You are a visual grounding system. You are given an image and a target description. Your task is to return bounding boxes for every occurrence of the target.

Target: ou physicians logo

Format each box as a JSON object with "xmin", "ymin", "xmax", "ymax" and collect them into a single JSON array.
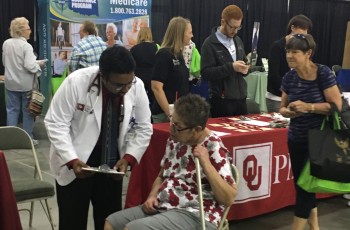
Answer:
[
  {"xmin": 243, "ymin": 155, "xmax": 262, "ymax": 191},
  {"xmin": 233, "ymin": 143, "xmax": 272, "ymax": 203}
]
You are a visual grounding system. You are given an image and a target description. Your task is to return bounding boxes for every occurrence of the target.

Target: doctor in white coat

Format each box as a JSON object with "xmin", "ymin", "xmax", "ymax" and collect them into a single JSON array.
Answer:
[{"xmin": 45, "ymin": 46, "xmax": 153, "ymax": 230}]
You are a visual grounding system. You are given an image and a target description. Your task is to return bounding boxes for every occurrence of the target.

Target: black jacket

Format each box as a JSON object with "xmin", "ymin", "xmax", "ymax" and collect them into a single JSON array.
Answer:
[
  {"xmin": 267, "ymin": 37, "xmax": 289, "ymax": 97},
  {"xmin": 201, "ymin": 28, "xmax": 247, "ymax": 100}
]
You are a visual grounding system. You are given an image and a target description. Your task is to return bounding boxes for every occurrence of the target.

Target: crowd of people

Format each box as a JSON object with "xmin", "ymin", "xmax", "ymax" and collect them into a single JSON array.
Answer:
[{"xmin": 1, "ymin": 3, "xmax": 347, "ymax": 230}]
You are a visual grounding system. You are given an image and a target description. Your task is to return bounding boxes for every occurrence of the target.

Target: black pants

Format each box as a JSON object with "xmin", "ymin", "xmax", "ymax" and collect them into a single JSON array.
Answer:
[
  {"xmin": 288, "ymin": 139, "xmax": 317, "ymax": 219},
  {"xmin": 56, "ymin": 148, "xmax": 123, "ymax": 230},
  {"xmin": 209, "ymin": 97, "xmax": 247, "ymax": 118}
]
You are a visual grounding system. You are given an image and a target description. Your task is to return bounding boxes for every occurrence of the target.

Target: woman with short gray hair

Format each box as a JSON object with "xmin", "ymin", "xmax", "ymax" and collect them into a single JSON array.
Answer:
[{"xmin": 2, "ymin": 17, "xmax": 45, "ymax": 145}]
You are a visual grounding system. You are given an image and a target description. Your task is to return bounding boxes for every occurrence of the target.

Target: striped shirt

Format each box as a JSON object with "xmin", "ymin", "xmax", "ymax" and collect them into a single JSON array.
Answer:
[
  {"xmin": 69, "ymin": 35, "xmax": 106, "ymax": 73},
  {"xmin": 281, "ymin": 64, "xmax": 337, "ymax": 142}
]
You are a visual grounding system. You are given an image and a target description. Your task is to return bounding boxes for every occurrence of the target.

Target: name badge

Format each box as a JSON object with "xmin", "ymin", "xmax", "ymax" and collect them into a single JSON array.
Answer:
[{"xmin": 173, "ymin": 59, "xmax": 180, "ymax": 66}]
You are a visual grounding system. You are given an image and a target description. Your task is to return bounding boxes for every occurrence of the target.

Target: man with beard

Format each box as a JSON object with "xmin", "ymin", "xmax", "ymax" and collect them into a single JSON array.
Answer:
[{"xmin": 201, "ymin": 5, "xmax": 250, "ymax": 117}]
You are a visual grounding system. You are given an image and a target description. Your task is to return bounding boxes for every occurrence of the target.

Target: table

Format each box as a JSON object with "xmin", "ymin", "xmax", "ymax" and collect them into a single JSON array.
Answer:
[
  {"xmin": 126, "ymin": 114, "xmax": 294, "ymax": 220},
  {"xmin": 245, "ymin": 71, "xmax": 268, "ymax": 112},
  {"xmin": 0, "ymin": 151, "xmax": 22, "ymax": 230}
]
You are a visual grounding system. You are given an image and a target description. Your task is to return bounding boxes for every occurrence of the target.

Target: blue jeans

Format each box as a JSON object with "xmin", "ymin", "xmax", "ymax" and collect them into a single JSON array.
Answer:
[{"xmin": 6, "ymin": 89, "xmax": 35, "ymax": 138}]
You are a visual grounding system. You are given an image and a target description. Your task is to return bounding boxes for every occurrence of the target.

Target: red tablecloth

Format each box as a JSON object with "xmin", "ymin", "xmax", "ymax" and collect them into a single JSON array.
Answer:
[
  {"xmin": 125, "ymin": 115, "xmax": 330, "ymax": 220},
  {"xmin": 0, "ymin": 151, "xmax": 22, "ymax": 230}
]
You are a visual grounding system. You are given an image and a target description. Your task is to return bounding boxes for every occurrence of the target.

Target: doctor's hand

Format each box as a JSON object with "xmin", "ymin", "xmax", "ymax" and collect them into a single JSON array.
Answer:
[
  {"xmin": 111, "ymin": 159, "xmax": 128, "ymax": 181},
  {"xmin": 72, "ymin": 160, "xmax": 94, "ymax": 179}
]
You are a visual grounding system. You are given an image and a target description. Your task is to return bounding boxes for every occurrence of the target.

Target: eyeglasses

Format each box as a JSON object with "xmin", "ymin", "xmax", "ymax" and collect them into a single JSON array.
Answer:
[
  {"xmin": 293, "ymin": 34, "xmax": 310, "ymax": 49},
  {"xmin": 226, "ymin": 21, "xmax": 242, "ymax": 31},
  {"xmin": 170, "ymin": 122, "xmax": 195, "ymax": 132},
  {"xmin": 168, "ymin": 115, "xmax": 195, "ymax": 132},
  {"xmin": 108, "ymin": 77, "xmax": 137, "ymax": 92}
]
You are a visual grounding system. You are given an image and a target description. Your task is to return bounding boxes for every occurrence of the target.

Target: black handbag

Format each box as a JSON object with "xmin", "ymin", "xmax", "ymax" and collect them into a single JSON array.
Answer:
[{"xmin": 308, "ymin": 114, "xmax": 350, "ymax": 183}]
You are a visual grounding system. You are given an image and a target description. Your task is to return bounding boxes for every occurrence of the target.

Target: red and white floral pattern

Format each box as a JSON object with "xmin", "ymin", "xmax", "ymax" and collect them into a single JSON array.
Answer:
[{"xmin": 157, "ymin": 133, "xmax": 235, "ymax": 226}]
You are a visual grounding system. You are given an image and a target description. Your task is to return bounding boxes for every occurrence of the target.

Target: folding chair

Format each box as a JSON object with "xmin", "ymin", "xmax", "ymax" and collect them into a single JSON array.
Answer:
[
  {"xmin": 0, "ymin": 126, "xmax": 55, "ymax": 229},
  {"xmin": 195, "ymin": 158, "xmax": 239, "ymax": 230}
]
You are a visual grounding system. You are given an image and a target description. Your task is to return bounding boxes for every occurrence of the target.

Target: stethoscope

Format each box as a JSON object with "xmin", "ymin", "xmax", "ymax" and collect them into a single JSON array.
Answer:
[
  {"xmin": 84, "ymin": 74, "xmax": 100, "ymax": 114},
  {"xmin": 83, "ymin": 74, "xmax": 125, "ymax": 123}
]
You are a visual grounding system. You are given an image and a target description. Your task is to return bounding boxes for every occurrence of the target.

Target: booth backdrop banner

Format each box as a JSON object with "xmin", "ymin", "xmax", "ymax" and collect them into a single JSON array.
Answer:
[
  {"xmin": 50, "ymin": 0, "xmax": 151, "ymax": 22},
  {"xmin": 37, "ymin": 0, "xmax": 152, "ymax": 112},
  {"xmin": 37, "ymin": 0, "xmax": 51, "ymax": 113}
]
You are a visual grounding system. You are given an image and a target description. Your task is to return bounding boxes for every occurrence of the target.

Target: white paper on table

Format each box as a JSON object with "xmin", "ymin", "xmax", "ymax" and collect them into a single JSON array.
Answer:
[{"xmin": 240, "ymin": 120, "xmax": 270, "ymax": 127}]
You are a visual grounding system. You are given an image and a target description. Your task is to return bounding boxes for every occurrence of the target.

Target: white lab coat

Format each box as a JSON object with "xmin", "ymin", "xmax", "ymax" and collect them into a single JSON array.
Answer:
[{"xmin": 45, "ymin": 66, "xmax": 153, "ymax": 186}]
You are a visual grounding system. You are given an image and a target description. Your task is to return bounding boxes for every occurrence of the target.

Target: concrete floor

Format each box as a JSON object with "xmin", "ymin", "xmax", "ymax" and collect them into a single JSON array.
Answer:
[{"xmin": 4, "ymin": 116, "xmax": 350, "ymax": 230}]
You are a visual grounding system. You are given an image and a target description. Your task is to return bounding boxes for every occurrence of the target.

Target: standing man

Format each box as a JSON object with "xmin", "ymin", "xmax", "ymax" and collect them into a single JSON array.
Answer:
[
  {"xmin": 69, "ymin": 20, "xmax": 106, "ymax": 73},
  {"xmin": 201, "ymin": 5, "xmax": 250, "ymax": 118},
  {"xmin": 45, "ymin": 46, "xmax": 153, "ymax": 230}
]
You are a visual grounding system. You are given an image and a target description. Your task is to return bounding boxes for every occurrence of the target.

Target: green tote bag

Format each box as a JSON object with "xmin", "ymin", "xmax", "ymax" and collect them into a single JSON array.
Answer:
[{"xmin": 297, "ymin": 114, "xmax": 350, "ymax": 193}]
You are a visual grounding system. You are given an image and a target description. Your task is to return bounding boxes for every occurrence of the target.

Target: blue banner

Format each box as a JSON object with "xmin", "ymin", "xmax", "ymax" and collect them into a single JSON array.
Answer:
[
  {"xmin": 37, "ymin": 0, "xmax": 152, "ymax": 112},
  {"xmin": 50, "ymin": 0, "xmax": 152, "ymax": 23}
]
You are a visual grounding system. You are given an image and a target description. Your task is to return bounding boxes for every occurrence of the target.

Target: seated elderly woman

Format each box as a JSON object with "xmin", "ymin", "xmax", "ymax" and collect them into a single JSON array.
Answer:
[{"xmin": 104, "ymin": 94, "xmax": 237, "ymax": 230}]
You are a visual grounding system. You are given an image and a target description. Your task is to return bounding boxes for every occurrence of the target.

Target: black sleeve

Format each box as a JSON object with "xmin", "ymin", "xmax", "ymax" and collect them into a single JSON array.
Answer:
[
  {"xmin": 267, "ymin": 40, "xmax": 285, "ymax": 96},
  {"xmin": 152, "ymin": 49, "xmax": 172, "ymax": 83}
]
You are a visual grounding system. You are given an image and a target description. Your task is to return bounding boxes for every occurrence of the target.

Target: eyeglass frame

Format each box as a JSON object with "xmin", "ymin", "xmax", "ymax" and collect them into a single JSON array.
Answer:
[
  {"xmin": 106, "ymin": 76, "xmax": 137, "ymax": 92},
  {"xmin": 168, "ymin": 115, "xmax": 196, "ymax": 132},
  {"xmin": 225, "ymin": 20, "xmax": 242, "ymax": 32}
]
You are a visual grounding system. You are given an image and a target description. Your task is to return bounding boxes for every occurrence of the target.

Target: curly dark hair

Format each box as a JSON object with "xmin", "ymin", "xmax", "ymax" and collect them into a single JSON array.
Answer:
[
  {"xmin": 174, "ymin": 94, "xmax": 210, "ymax": 129},
  {"xmin": 99, "ymin": 46, "xmax": 136, "ymax": 81}
]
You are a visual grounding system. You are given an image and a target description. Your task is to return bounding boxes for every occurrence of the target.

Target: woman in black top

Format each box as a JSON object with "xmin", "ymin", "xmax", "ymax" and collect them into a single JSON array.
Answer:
[
  {"xmin": 151, "ymin": 17, "xmax": 193, "ymax": 123},
  {"xmin": 130, "ymin": 27, "xmax": 158, "ymax": 105}
]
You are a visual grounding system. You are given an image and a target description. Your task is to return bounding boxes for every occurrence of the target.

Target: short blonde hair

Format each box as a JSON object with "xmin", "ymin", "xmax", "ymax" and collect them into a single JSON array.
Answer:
[
  {"xmin": 9, "ymin": 17, "xmax": 29, "ymax": 38},
  {"xmin": 161, "ymin": 17, "xmax": 190, "ymax": 56},
  {"xmin": 137, "ymin": 27, "xmax": 153, "ymax": 44}
]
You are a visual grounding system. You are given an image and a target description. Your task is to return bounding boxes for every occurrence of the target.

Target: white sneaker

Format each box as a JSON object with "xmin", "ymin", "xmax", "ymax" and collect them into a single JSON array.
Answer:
[
  {"xmin": 348, "ymin": 201, "xmax": 350, "ymax": 207},
  {"xmin": 32, "ymin": 139, "xmax": 39, "ymax": 146},
  {"xmin": 343, "ymin": 194, "xmax": 350, "ymax": 200}
]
